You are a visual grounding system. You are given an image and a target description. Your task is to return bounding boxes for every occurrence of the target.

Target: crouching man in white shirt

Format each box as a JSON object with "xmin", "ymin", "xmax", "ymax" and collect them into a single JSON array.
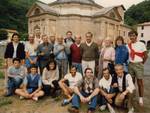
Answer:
[{"xmin": 114, "ymin": 64, "xmax": 135, "ymax": 113}]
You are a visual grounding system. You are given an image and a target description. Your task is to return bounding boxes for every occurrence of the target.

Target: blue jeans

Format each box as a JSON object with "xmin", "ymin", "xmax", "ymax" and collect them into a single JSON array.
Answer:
[
  {"xmin": 7, "ymin": 77, "xmax": 22, "ymax": 95},
  {"xmin": 72, "ymin": 62, "xmax": 82, "ymax": 74},
  {"xmin": 71, "ymin": 91, "xmax": 98, "ymax": 110},
  {"xmin": 99, "ymin": 87, "xmax": 117, "ymax": 105},
  {"xmin": 25, "ymin": 56, "xmax": 38, "ymax": 68}
]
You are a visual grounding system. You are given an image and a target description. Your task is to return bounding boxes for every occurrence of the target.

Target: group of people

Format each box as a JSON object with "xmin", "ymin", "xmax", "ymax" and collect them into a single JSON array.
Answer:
[{"xmin": 3, "ymin": 30, "xmax": 148, "ymax": 113}]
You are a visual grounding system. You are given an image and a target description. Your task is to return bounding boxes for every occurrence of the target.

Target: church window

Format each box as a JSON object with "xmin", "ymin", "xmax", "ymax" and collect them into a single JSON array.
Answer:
[
  {"xmin": 110, "ymin": 12, "xmax": 116, "ymax": 19},
  {"xmin": 34, "ymin": 8, "xmax": 40, "ymax": 15}
]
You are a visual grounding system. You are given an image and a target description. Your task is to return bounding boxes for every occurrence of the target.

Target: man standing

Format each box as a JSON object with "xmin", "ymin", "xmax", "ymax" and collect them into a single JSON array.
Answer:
[
  {"xmin": 64, "ymin": 31, "xmax": 75, "ymax": 69},
  {"xmin": 37, "ymin": 35, "xmax": 53, "ymax": 74},
  {"xmin": 127, "ymin": 30, "xmax": 148, "ymax": 106},
  {"xmin": 70, "ymin": 35, "xmax": 82, "ymax": 74},
  {"xmin": 80, "ymin": 32, "xmax": 99, "ymax": 75},
  {"xmin": 54, "ymin": 36, "xmax": 69, "ymax": 79},
  {"xmin": 49, "ymin": 35, "xmax": 56, "ymax": 60}
]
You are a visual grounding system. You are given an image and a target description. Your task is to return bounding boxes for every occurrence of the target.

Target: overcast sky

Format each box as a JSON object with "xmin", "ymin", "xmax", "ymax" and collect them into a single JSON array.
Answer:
[{"xmin": 40, "ymin": 0, "xmax": 144, "ymax": 9}]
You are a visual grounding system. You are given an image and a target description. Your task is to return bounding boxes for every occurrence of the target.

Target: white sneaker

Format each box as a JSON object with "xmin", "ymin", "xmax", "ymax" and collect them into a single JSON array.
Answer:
[
  {"xmin": 32, "ymin": 97, "xmax": 38, "ymax": 101},
  {"xmin": 99, "ymin": 105, "xmax": 106, "ymax": 111},
  {"xmin": 139, "ymin": 97, "xmax": 144, "ymax": 106},
  {"xmin": 128, "ymin": 107, "xmax": 134, "ymax": 113},
  {"xmin": 20, "ymin": 96, "xmax": 24, "ymax": 100}
]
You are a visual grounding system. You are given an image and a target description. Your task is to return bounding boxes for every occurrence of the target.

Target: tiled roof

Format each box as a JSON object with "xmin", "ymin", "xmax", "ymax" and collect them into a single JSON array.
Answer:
[
  {"xmin": 52, "ymin": 0, "xmax": 95, "ymax": 5},
  {"xmin": 93, "ymin": 6, "xmax": 114, "ymax": 16},
  {"xmin": 36, "ymin": 1, "xmax": 58, "ymax": 15},
  {"xmin": 93, "ymin": 5, "xmax": 125, "ymax": 17}
]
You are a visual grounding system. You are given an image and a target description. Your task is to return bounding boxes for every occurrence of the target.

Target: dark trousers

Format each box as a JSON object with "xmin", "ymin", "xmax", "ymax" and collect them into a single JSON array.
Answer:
[
  {"xmin": 43, "ymin": 80, "xmax": 59, "ymax": 96},
  {"xmin": 99, "ymin": 87, "xmax": 117, "ymax": 106}
]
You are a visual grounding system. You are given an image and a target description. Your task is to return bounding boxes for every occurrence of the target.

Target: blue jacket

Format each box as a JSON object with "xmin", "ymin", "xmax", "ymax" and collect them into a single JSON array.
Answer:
[{"xmin": 115, "ymin": 45, "xmax": 129, "ymax": 65}]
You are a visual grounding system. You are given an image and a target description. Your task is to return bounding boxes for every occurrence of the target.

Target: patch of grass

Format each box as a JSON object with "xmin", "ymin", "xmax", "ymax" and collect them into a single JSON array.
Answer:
[
  {"xmin": 0, "ymin": 97, "xmax": 12, "ymax": 107},
  {"xmin": 0, "ymin": 71, "xmax": 4, "ymax": 79},
  {"xmin": 54, "ymin": 96, "xmax": 62, "ymax": 101}
]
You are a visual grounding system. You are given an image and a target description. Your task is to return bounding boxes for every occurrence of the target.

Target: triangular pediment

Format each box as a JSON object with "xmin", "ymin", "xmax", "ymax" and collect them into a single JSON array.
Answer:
[
  {"xmin": 105, "ymin": 8, "xmax": 123, "ymax": 21},
  {"xmin": 26, "ymin": 3, "xmax": 45, "ymax": 17},
  {"xmin": 93, "ymin": 5, "xmax": 125, "ymax": 21},
  {"xmin": 26, "ymin": 1, "xmax": 58, "ymax": 17}
]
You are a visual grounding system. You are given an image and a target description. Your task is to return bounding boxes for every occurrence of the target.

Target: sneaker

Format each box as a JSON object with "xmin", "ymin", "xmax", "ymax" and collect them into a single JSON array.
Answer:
[
  {"xmin": 128, "ymin": 107, "xmax": 134, "ymax": 113},
  {"xmin": 139, "ymin": 97, "xmax": 144, "ymax": 106},
  {"xmin": 99, "ymin": 105, "xmax": 106, "ymax": 111},
  {"xmin": 61, "ymin": 99, "xmax": 70, "ymax": 106},
  {"xmin": 32, "ymin": 97, "xmax": 38, "ymax": 101},
  {"xmin": 20, "ymin": 96, "xmax": 24, "ymax": 100},
  {"xmin": 68, "ymin": 107, "xmax": 79, "ymax": 113}
]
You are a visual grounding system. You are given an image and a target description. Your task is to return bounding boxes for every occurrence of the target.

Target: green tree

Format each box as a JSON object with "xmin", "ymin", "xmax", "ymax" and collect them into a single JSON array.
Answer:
[
  {"xmin": 0, "ymin": 29, "xmax": 8, "ymax": 40},
  {"xmin": 125, "ymin": 0, "xmax": 150, "ymax": 26},
  {"xmin": 0, "ymin": 0, "xmax": 37, "ymax": 35}
]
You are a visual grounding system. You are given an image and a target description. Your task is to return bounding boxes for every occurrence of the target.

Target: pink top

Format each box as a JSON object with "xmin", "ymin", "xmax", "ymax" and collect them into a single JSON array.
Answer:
[{"xmin": 100, "ymin": 47, "xmax": 115, "ymax": 68}]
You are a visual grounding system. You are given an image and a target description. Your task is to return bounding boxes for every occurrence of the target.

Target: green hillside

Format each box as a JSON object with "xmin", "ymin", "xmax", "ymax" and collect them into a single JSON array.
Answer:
[
  {"xmin": 0, "ymin": 0, "xmax": 37, "ymax": 37},
  {"xmin": 125, "ymin": 0, "xmax": 150, "ymax": 26}
]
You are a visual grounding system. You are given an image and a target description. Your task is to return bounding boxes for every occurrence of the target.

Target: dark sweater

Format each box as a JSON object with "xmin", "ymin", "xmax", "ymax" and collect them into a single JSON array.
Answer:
[
  {"xmin": 80, "ymin": 42, "xmax": 99, "ymax": 63},
  {"xmin": 70, "ymin": 43, "xmax": 81, "ymax": 63},
  {"xmin": 4, "ymin": 42, "xmax": 25, "ymax": 60}
]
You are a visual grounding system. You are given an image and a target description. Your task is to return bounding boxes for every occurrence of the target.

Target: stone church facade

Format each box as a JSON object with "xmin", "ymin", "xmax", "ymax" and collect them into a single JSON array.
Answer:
[{"xmin": 26, "ymin": 0, "xmax": 131, "ymax": 41}]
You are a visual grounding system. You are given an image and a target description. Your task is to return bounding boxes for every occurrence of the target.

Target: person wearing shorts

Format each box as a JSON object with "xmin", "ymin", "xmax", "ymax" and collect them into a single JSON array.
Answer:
[{"xmin": 127, "ymin": 30, "xmax": 148, "ymax": 106}]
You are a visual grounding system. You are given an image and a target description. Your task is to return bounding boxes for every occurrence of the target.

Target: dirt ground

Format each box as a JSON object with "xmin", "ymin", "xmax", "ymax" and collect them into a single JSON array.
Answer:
[{"xmin": 0, "ymin": 77, "xmax": 150, "ymax": 113}]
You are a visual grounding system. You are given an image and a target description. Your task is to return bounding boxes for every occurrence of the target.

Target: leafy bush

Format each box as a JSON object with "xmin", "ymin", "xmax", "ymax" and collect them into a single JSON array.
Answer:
[{"xmin": 0, "ymin": 29, "xmax": 8, "ymax": 41}]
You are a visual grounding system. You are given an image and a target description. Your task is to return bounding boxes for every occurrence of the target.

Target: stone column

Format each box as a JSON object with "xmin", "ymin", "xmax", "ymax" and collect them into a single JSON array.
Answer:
[
  {"xmin": 44, "ymin": 18, "xmax": 49, "ymax": 36},
  {"xmin": 106, "ymin": 22, "xmax": 109, "ymax": 38},
  {"xmin": 100, "ymin": 20, "xmax": 106, "ymax": 39}
]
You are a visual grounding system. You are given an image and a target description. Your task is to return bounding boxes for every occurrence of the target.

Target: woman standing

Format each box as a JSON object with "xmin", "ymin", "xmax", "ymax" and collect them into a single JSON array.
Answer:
[
  {"xmin": 115, "ymin": 36, "xmax": 129, "ymax": 72},
  {"xmin": 42, "ymin": 60, "xmax": 59, "ymax": 97},
  {"xmin": 99, "ymin": 38, "xmax": 115, "ymax": 76},
  {"xmin": 4, "ymin": 33, "xmax": 25, "ymax": 67}
]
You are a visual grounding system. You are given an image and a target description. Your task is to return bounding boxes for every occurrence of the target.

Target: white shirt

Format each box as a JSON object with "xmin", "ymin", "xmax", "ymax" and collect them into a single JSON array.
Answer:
[
  {"xmin": 25, "ymin": 41, "xmax": 38, "ymax": 56},
  {"xmin": 86, "ymin": 41, "xmax": 93, "ymax": 46},
  {"xmin": 127, "ymin": 41, "xmax": 147, "ymax": 63},
  {"xmin": 99, "ymin": 75, "xmax": 112, "ymax": 92},
  {"xmin": 13, "ymin": 42, "xmax": 18, "ymax": 58},
  {"xmin": 34, "ymin": 37, "xmax": 43, "ymax": 45},
  {"xmin": 64, "ymin": 72, "xmax": 83, "ymax": 89},
  {"xmin": 117, "ymin": 74, "xmax": 135, "ymax": 93}
]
